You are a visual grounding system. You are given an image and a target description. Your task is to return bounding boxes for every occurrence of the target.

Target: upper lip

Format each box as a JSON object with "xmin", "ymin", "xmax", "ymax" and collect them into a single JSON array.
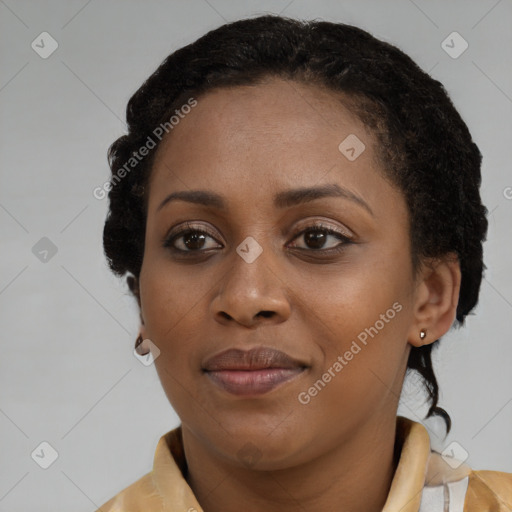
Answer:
[{"xmin": 203, "ymin": 346, "xmax": 308, "ymax": 371}]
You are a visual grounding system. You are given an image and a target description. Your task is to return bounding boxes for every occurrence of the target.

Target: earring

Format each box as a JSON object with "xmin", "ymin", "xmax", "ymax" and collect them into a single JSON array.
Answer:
[
  {"xmin": 419, "ymin": 329, "xmax": 427, "ymax": 341},
  {"xmin": 135, "ymin": 334, "xmax": 150, "ymax": 355}
]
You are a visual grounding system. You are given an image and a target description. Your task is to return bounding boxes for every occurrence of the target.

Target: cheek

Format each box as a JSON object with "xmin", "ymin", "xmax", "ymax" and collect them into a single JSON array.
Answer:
[
  {"xmin": 302, "ymin": 260, "xmax": 412, "ymax": 404},
  {"xmin": 139, "ymin": 248, "xmax": 207, "ymax": 336},
  {"xmin": 139, "ymin": 261, "xmax": 203, "ymax": 387},
  {"xmin": 139, "ymin": 263, "xmax": 209, "ymax": 420},
  {"xmin": 309, "ymin": 254, "xmax": 409, "ymax": 340}
]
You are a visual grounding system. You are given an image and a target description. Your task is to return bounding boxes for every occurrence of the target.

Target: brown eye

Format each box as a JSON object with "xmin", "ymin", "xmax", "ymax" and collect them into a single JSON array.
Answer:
[
  {"xmin": 177, "ymin": 231, "xmax": 209, "ymax": 251},
  {"xmin": 164, "ymin": 223, "xmax": 222, "ymax": 253},
  {"xmin": 303, "ymin": 230, "xmax": 329, "ymax": 249},
  {"xmin": 289, "ymin": 224, "xmax": 352, "ymax": 251}
]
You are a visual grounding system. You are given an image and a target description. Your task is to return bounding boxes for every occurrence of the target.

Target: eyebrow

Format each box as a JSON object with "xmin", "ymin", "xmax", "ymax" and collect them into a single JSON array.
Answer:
[{"xmin": 156, "ymin": 183, "xmax": 374, "ymax": 216}]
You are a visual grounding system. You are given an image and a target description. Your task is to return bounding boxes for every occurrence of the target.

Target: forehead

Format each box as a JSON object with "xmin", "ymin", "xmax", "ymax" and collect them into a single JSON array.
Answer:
[
  {"xmin": 153, "ymin": 78, "xmax": 373, "ymax": 156},
  {"xmin": 147, "ymin": 78, "xmax": 390, "ymax": 211}
]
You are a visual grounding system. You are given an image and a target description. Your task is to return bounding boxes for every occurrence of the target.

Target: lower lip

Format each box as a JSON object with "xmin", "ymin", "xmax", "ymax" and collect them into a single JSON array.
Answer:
[{"xmin": 205, "ymin": 368, "xmax": 305, "ymax": 396}]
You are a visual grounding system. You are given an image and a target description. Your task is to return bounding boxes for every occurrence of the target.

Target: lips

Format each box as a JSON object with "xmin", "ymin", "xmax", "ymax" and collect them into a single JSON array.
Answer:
[
  {"xmin": 203, "ymin": 347, "xmax": 306, "ymax": 371},
  {"xmin": 203, "ymin": 347, "xmax": 308, "ymax": 396}
]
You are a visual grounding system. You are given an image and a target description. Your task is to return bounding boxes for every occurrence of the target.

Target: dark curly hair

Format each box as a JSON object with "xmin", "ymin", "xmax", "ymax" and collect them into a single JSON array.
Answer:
[{"xmin": 102, "ymin": 14, "xmax": 488, "ymax": 435}]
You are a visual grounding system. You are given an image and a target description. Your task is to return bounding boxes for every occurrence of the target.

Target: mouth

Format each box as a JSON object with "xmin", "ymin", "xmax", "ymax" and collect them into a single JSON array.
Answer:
[{"xmin": 202, "ymin": 346, "xmax": 308, "ymax": 396}]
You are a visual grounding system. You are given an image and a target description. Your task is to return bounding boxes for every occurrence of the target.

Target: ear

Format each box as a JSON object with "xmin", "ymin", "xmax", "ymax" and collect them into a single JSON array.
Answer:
[
  {"xmin": 407, "ymin": 252, "xmax": 461, "ymax": 347},
  {"xmin": 127, "ymin": 275, "xmax": 146, "ymax": 333}
]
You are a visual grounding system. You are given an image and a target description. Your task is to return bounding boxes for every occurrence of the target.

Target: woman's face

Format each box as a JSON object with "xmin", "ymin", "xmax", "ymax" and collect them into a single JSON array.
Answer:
[{"xmin": 139, "ymin": 78, "xmax": 421, "ymax": 469}]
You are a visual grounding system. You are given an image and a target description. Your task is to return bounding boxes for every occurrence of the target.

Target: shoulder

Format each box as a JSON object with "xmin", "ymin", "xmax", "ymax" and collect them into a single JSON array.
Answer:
[
  {"xmin": 464, "ymin": 469, "xmax": 512, "ymax": 511},
  {"xmin": 94, "ymin": 426, "xmax": 195, "ymax": 511},
  {"xmin": 94, "ymin": 471, "xmax": 163, "ymax": 512},
  {"xmin": 421, "ymin": 451, "xmax": 512, "ymax": 512}
]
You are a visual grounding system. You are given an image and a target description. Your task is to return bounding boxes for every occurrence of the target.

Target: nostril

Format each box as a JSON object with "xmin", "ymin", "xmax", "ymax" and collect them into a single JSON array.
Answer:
[{"xmin": 258, "ymin": 311, "xmax": 274, "ymax": 318}]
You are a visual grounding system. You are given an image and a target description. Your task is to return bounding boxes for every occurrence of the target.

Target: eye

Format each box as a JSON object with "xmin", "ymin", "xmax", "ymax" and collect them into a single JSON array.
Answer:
[
  {"xmin": 163, "ymin": 222, "xmax": 222, "ymax": 253},
  {"xmin": 288, "ymin": 223, "xmax": 353, "ymax": 252},
  {"xmin": 163, "ymin": 221, "xmax": 353, "ymax": 256}
]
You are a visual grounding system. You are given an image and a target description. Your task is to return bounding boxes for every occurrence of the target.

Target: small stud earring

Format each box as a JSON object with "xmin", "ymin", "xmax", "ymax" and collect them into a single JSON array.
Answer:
[{"xmin": 419, "ymin": 329, "xmax": 427, "ymax": 341}]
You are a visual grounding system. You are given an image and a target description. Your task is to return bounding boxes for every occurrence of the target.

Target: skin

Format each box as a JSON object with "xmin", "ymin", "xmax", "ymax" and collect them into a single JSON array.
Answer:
[{"xmin": 136, "ymin": 77, "xmax": 461, "ymax": 512}]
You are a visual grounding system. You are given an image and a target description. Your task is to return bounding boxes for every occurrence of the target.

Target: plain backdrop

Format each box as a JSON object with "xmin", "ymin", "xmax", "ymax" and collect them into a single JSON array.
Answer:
[{"xmin": 1, "ymin": 1, "xmax": 511, "ymax": 510}]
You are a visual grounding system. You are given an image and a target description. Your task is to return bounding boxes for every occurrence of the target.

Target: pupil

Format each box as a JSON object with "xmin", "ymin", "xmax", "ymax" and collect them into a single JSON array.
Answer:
[
  {"xmin": 305, "ymin": 230, "xmax": 326, "ymax": 249},
  {"xmin": 185, "ymin": 232, "xmax": 205, "ymax": 249}
]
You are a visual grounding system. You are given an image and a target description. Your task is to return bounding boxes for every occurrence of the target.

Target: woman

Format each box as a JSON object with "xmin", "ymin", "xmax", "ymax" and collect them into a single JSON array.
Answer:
[{"xmin": 97, "ymin": 14, "xmax": 511, "ymax": 512}]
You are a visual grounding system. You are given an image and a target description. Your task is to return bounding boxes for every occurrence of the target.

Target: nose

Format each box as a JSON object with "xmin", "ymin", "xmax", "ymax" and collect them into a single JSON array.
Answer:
[{"xmin": 210, "ymin": 246, "xmax": 291, "ymax": 328}]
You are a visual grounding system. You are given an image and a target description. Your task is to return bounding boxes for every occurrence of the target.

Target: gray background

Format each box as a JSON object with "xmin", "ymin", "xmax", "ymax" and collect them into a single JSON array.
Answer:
[{"xmin": 1, "ymin": 0, "xmax": 511, "ymax": 510}]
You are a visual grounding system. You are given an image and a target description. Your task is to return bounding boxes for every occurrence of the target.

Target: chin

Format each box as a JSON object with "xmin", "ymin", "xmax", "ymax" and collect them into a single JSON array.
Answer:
[{"xmin": 207, "ymin": 421, "xmax": 311, "ymax": 470}]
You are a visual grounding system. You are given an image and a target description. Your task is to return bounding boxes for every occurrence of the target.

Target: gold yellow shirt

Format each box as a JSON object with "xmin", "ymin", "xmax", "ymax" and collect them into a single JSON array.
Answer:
[{"xmin": 96, "ymin": 416, "xmax": 512, "ymax": 511}]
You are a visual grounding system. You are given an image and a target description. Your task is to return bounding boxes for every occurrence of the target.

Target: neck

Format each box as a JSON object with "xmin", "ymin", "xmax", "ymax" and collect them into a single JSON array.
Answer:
[{"xmin": 182, "ymin": 413, "xmax": 401, "ymax": 512}]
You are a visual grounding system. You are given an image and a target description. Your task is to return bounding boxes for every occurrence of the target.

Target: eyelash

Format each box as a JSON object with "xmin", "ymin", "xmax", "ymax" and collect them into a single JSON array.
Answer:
[{"xmin": 163, "ymin": 221, "xmax": 353, "ymax": 257}]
